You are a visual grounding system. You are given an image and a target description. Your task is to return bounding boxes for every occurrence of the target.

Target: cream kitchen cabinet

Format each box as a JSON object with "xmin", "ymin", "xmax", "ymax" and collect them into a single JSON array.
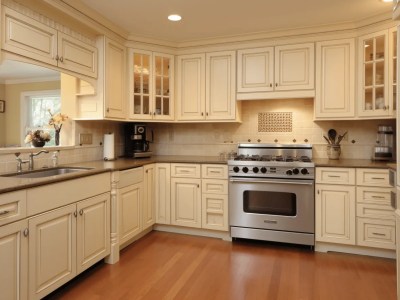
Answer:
[
  {"xmin": 236, "ymin": 43, "xmax": 315, "ymax": 100},
  {"xmin": 143, "ymin": 164, "xmax": 156, "ymax": 230},
  {"xmin": 155, "ymin": 163, "xmax": 171, "ymax": 224},
  {"xmin": 0, "ymin": 219, "xmax": 28, "ymax": 300},
  {"xmin": 314, "ymin": 39, "xmax": 356, "ymax": 119},
  {"xmin": 103, "ymin": 37, "xmax": 127, "ymax": 119},
  {"xmin": 171, "ymin": 163, "xmax": 202, "ymax": 228},
  {"xmin": 315, "ymin": 167, "xmax": 356, "ymax": 245},
  {"xmin": 129, "ymin": 49, "xmax": 174, "ymax": 121},
  {"xmin": 117, "ymin": 168, "xmax": 143, "ymax": 246},
  {"xmin": 2, "ymin": 7, "xmax": 98, "ymax": 78},
  {"xmin": 201, "ymin": 164, "xmax": 228, "ymax": 231},
  {"xmin": 28, "ymin": 193, "xmax": 110, "ymax": 299},
  {"xmin": 176, "ymin": 51, "xmax": 237, "ymax": 121},
  {"xmin": 358, "ymin": 28, "xmax": 397, "ymax": 118}
]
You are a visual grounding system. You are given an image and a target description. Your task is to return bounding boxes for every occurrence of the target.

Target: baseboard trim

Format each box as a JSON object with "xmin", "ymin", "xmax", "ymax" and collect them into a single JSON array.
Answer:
[
  {"xmin": 154, "ymin": 224, "xmax": 231, "ymax": 241},
  {"xmin": 315, "ymin": 242, "xmax": 396, "ymax": 259}
]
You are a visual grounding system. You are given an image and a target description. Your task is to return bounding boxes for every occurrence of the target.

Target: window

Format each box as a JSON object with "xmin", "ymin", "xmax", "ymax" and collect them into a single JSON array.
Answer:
[{"xmin": 21, "ymin": 90, "xmax": 61, "ymax": 146}]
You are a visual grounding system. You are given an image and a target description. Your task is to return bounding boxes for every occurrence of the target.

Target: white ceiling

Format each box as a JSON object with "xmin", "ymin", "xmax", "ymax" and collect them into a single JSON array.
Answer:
[{"xmin": 78, "ymin": 0, "xmax": 394, "ymax": 43}]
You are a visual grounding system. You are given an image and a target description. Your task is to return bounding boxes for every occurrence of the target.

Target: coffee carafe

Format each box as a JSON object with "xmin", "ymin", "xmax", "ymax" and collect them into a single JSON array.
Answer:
[
  {"xmin": 373, "ymin": 125, "xmax": 394, "ymax": 161},
  {"xmin": 124, "ymin": 123, "xmax": 153, "ymax": 158}
]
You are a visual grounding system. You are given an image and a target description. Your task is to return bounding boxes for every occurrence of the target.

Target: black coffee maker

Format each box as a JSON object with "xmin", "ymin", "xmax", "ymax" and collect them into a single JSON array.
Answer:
[{"xmin": 124, "ymin": 123, "xmax": 153, "ymax": 158}]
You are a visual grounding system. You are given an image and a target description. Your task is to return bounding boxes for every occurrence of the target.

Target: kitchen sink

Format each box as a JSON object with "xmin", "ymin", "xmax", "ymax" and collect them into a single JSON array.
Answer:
[{"xmin": 0, "ymin": 167, "xmax": 93, "ymax": 178}]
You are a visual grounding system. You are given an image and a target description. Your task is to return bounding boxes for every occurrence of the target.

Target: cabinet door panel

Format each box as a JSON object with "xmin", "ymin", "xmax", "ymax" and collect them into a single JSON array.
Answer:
[
  {"xmin": 58, "ymin": 32, "xmax": 97, "ymax": 78},
  {"xmin": 315, "ymin": 184, "xmax": 356, "ymax": 245},
  {"xmin": 28, "ymin": 204, "xmax": 76, "ymax": 299},
  {"xmin": 275, "ymin": 43, "xmax": 314, "ymax": 90},
  {"xmin": 177, "ymin": 54, "xmax": 206, "ymax": 120},
  {"xmin": 171, "ymin": 178, "xmax": 202, "ymax": 228},
  {"xmin": 237, "ymin": 47, "xmax": 274, "ymax": 92},
  {"xmin": 2, "ymin": 7, "xmax": 57, "ymax": 66},
  {"xmin": 206, "ymin": 51, "xmax": 236, "ymax": 120},
  {"xmin": 143, "ymin": 165, "xmax": 156, "ymax": 230},
  {"xmin": 315, "ymin": 39, "xmax": 355, "ymax": 118},
  {"xmin": 357, "ymin": 218, "xmax": 395, "ymax": 250},
  {"xmin": 156, "ymin": 164, "xmax": 171, "ymax": 224},
  {"xmin": 119, "ymin": 183, "xmax": 142, "ymax": 245},
  {"xmin": 0, "ymin": 219, "xmax": 28, "ymax": 300},
  {"xmin": 202, "ymin": 194, "xmax": 228, "ymax": 231},
  {"xmin": 77, "ymin": 193, "xmax": 110, "ymax": 274}
]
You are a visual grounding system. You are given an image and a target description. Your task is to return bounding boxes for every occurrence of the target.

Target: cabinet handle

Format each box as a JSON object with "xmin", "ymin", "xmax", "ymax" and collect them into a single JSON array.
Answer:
[
  {"xmin": 209, "ymin": 170, "xmax": 220, "ymax": 173},
  {"xmin": 201, "ymin": 112, "xmax": 204, "ymax": 116},
  {"xmin": 106, "ymin": 108, "xmax": 110, "ymax": 113},
  {"xmin": 197, "ymin": 184, "xmax": 200, "ymax": 188},
  {"xmin": 270, "ymin": 83, "xmax": 272, "ymax": 87},
  {"xmin": 328, "ymin": 175, "xmax": 340, "ymax": 178},
  {"xmin": 372, "ymin": 195, "xmax": 385, "ymax": 199},
  {"xmin": 153, "ymin": 112, "xmax": 156, "ymax": 116},
  {"xmin": 371, "ymin": 177, "xmax": 385, "ymax": 180},
  {"xmin": 317, "ymin": 190, "xmax": 320, "ymax": 194},
  {"xmin": 0, "ymin": 210, "xmax": 10, "ymax": 216},
  {"xmin": 59, "ymin": 56, "xmax": 64, "ymax": 62},
  {"xmin": 206, "ymin": 112, "xmax": 209, "ymax": 116},
  {"xmin": 275, "ymin": 83, "xmax": 278, "ymax": 87},
  {"xmin": 383, "ymin": 106, "xmax": 387, "ymax": 111},
  {"xmin": 55, "ymin": 55, "xmax": 59, "ymax": 61},
  {"xmin": 74, "ymin": 211, "xmax": 78, "ymax": 217},
  {"xmin": 371, "ymin": 232, "xmax": 386, "ymax": 237},
  {"xmin": 23, "ymin": 228, "xmax": 29, "ymax": 237},
  {"xmin": 79, "ymin": 209, "xmax": 84, "ymax": 216}
]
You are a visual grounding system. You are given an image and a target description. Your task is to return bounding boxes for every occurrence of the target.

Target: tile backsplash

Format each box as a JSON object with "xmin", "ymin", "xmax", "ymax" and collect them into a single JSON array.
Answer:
[{"xmin": 0, "ymin": 98, "xmax": 396, "ymax": 172}]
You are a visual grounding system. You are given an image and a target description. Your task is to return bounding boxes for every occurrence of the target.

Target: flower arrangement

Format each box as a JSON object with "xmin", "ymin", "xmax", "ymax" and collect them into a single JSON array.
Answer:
[
  {"xmin": 24, "ymin": 130, "xmax": 51, "ymax": 147},
  {"xmin": 48, "ymin": 110, "xmax": 68, "ymax": 146}
]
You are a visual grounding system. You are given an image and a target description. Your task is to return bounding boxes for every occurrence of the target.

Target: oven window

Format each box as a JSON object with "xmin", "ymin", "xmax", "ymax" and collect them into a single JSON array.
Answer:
[{"xmin": 243, "ymin": 191, "xmax": 296, "ymax": 216}]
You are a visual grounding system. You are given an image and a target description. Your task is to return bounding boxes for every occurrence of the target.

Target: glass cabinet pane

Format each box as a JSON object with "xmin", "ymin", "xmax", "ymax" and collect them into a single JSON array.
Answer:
[
  {"xmin": 365, "ymin": 63, "xmax": 373, "ymax": 86},
  {"xmin": 134, "ymin": 95, "xmax": 141, "ymax": 114},
  {"xmin": 163, "ymin": 58, "xmax": 170, "ymax": 76},
  {"xmin": 155, "ymin": 77, "xmax": 161, "ymax": 95},
  {"xmin": 154, "ymin": 55, "xmax": 172, "ymax": 117},
  {"xmin": 365, "ymin": 88, "xmax": 373, "ymax": 110},
  {"xmin": 143, "ymin": 96, "xmax": 150, "ymax": 114},
  {"xmin": 376, "ymin": 36, "xmax": 385, "ymax": 60},
  {"xmin": 375, "ymin": 87, "xmax": 385, "ymax": 109},
  {"xmin": 375, "ymin": 61, "xmax": 384, "ymax": 85},
  {"xmin": 163, "ymin": 98, "xmax": 170, "ymax": 115},
  {"xmin": 364, "ymin": 39, "xmax": 373, "ymax": 62},
  {"xmin": 132, "ymin": 52, "xmax": 151, "ymax": 116},
  {"xmin": 155, "ymin": 97, "xmax": 161, "ymax": 115},
  {"xmin": 163, "ymin": 77, "xmax": 169, "ymax": 95}
]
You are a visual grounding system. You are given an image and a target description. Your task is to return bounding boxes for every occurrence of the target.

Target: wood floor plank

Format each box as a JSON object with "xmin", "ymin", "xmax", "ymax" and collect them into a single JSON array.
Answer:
[{"xmin": 45, "ymin": 231, "xmax": 397, "ymax": 300}]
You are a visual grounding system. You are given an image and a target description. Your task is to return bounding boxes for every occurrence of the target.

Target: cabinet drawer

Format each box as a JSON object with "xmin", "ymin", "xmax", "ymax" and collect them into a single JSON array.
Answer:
[
  {"xmin": 356, "ymin": 203, "xmax": 394, "ymax": 220},
  {"xmin": 201, "ymin": 164, "xmax": 228, "ymax": 179},
  {"xmin": 117, "ymin": 167, "xmax": 144, "ymax": 188},
  {"xmin": 316, "ymin": 168, "xmax": 355, "ymax": 185},
  {"xmin": 202, "ymin": 179, "xmax": 228, "ymax": 194},
  {"xmin": 356, "ymin": 186, "xmax": 391, "ymax": 205},
  {"xmin": 356, "ymin": 169, "xmax": 390, "ymax": 187},
  {"xmin": 357, "ymin": 218, "xmax": 395, "ymax": 250},
  {"xmin": 171, "ymin": 164, "xmax": 200, "ymax": 178},
  {"xmin": 0, "ymin": 190, "xmax": 27, "ymax": 226}
]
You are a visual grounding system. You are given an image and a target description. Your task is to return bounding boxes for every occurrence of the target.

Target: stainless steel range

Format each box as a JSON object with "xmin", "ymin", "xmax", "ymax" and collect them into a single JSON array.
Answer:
[{"xmin": 228, "ymin": 143, "xmax": 315, "ymax": 246}]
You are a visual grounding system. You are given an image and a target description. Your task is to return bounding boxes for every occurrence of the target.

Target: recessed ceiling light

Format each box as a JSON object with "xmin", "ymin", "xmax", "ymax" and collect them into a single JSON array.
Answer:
[
  {"xmin": 381, "ymin": 0, "xmax": 393, "ymax": 3},
  {"xmin": 168, "ymin": 14, "xmax": 182, "ymax": 22}
]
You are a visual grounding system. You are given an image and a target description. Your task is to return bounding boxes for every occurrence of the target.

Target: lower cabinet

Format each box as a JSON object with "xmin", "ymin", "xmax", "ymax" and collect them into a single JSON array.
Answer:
[
  {"xmin": 143, "ymin": 164, "xmax": 156, "ymax": 230},
  {"xmin": 155, "ymin": 164, "xmax": 171, "ymax": 224},
  {"xmin": 171, "ymin": 177, "xmax": 202, "ymax": 228},
  {"xmin": 0, "ymin": 219, "xmax": 28, "ymax": 300},
  {"xmin": 28, "ymin": 193, "xmax": 110, "ymax": 299}
]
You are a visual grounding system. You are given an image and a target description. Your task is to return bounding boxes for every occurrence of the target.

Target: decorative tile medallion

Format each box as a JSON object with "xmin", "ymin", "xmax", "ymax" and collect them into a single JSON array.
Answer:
[{"xmin": 258, "ymin": 112, "xmax": 292, "ymax": 132}]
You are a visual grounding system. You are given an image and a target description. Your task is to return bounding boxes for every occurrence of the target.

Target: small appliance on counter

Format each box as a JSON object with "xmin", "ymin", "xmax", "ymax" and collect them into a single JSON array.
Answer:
[
  {"xmin": 124, "ymin": 123, "xmax": 153, "ymax": 158},
  {"xmin": 372, "ymin": 125, "xmax": 394, "ymax": 161}
]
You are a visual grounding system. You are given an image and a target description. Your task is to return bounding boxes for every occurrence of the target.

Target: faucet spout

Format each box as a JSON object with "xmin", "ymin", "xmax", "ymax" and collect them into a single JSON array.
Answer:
[{"xmin": 29, "ymin": 150, "xmax": 49, "ymax": 170}]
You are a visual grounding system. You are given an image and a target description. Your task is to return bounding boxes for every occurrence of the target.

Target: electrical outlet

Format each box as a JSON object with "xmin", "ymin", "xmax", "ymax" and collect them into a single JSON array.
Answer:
[{"xmin": 79, "ymin": 133, "xmax": 93, "ymax": 145}]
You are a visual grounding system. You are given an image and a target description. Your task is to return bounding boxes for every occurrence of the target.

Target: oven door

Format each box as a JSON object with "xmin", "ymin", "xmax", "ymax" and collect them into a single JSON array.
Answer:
[{"xmin": 229, "ymin": 177, "xmax": 314, "ymax": 233}]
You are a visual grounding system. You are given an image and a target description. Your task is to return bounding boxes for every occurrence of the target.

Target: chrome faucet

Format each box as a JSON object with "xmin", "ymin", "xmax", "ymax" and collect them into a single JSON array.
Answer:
[
  {"xmin": 28, "ymin": 150, "xmax": 49, "ymax": 170},
  {"xmin": 15, "ymin": 152, "xmax": 29, "ymax": 172}
]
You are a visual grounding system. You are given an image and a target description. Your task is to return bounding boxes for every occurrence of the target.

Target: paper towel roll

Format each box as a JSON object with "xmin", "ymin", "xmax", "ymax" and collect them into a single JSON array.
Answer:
[{"xmin": 103, "ymin": 133, "xmax": 115, "ymax": 160}]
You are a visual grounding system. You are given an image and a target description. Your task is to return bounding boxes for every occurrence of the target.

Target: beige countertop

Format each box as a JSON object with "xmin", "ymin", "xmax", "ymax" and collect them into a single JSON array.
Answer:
[
  {"xmin": 0, "ymin": 156, "xmax": 226, "ymax": 194},
  {"xmin": 313, "ymin": 158, "xmax": 395, "ymax": 169}
]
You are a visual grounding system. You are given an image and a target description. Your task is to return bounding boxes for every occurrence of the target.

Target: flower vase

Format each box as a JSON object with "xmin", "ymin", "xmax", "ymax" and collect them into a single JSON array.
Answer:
[
  {"xmin": 32, "ymin": 140, "xmax": 45, "ymax": 147},
  {"xmin": 55, "ymin": 130, "xmax": 60, "ymax": 146}
]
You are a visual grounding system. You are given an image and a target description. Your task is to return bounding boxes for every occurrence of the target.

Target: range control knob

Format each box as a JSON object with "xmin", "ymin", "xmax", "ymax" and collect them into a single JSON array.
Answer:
[
  {"xmin": 253, "ymin": 167, "xmax": 259, "ymax": 173},
  {"xmin": 233, "ymin": 166, "xmax": 240, "ymax": 173},
  {"xmin": 286, "ymin": 169, "xmax": 293, "ymax": 175},
  {"xmin": 293, "ymin": 168, "xmax": 299, "ymax": 175},
  {"xmin": 260, "ymin": 167, "xmax": 267, "ymax": 173},
  {"xmin": 301, "ymin": 168, "xmax": 309, "ymax": 175},
  {"xmin": 242, "ymin": 167, "xmax": 249, "ymax": 173}
]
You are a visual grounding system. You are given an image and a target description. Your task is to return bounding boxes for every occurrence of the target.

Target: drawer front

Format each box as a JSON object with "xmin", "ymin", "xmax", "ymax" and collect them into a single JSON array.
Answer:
[
  {"xmin": 0, "ymin": 190, "xmax": 27, "ymax": 226},
  {"xmin": 356, "ymin": 186, "xmax": 391, "ymax": 205},
  {"xmin": 356, "ymin": 169, "xmax": 390, "ymax": 187},
  {"xmin": 356, "ymin": 203, "xmax": 394, "ymax": 220},
  {"xmin": 202, "ymin": 179, "xmax": 228, "ymax": 194},
  {"xmin": 118, "ymin": 167, "xmax": 144, "ymax": 188},
  {"xmin": 316, "ymin": 168, "xmax": 355, "ymax": 185},
  {"xmin": 201, "ymin": 164, "xmax": 228, "ymax": 179},
  {"xmin": 171, "ymin": 164, "xmax": 200, "ymax": 178},
  {"xmin": 357, "ymin": 218, "xmax": 396, "ymax": 250}
]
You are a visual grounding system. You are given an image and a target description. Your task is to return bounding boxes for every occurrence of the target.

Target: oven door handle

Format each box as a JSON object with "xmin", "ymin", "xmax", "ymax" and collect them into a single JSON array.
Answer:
[{"xmin": 229, "ymin": 178, "xmax": 314, "ymax": 185}]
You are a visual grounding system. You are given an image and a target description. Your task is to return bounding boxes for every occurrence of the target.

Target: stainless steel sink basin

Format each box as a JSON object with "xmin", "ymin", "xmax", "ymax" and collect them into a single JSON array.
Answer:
[{"xmin": 0, "ymin": 167, "xmax": 93, "ymax": 178}]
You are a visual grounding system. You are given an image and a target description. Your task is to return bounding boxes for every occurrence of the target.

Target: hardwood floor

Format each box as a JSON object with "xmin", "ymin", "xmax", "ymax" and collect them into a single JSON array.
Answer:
[{"xmin": 45, "ymin": 231, "xmax": 396, "ymax": 300}]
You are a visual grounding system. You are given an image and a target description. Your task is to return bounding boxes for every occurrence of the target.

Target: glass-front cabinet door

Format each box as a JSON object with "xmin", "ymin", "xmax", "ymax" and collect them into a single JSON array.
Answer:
[
  {"xmin": 129, "ymin": 49, "xmax": 174, "ymax": 120},
  {"xmin": 359, "ymin": 29, "xmax": 395, "ymax": 117},
  {"xmin": 153, "ymin": 53, "xmax": 174, "ymax": 120}
]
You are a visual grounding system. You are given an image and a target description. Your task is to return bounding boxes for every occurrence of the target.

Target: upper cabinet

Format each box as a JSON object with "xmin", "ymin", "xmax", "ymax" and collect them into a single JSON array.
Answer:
[
  {"xmin": 357, "ymin": 28, "xmax": 397, "ymax": 118},
  {"xmin": 176, "ymin": 51, "xmax": 238, "ymax": 121},
  {"xmin": 2, "ymin": 7, "xmax": 98, "ymax": 78},
  {"xmin": 236, "ymin": 43, "xmax": 315, "ymax": 100},
  {"xmin": 314, "ymin": 39, "xmax": 355, "ymax": 119},
  {"xmin": 129, "ymin": 49, "xmax": 174, "ymax": 121}
]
